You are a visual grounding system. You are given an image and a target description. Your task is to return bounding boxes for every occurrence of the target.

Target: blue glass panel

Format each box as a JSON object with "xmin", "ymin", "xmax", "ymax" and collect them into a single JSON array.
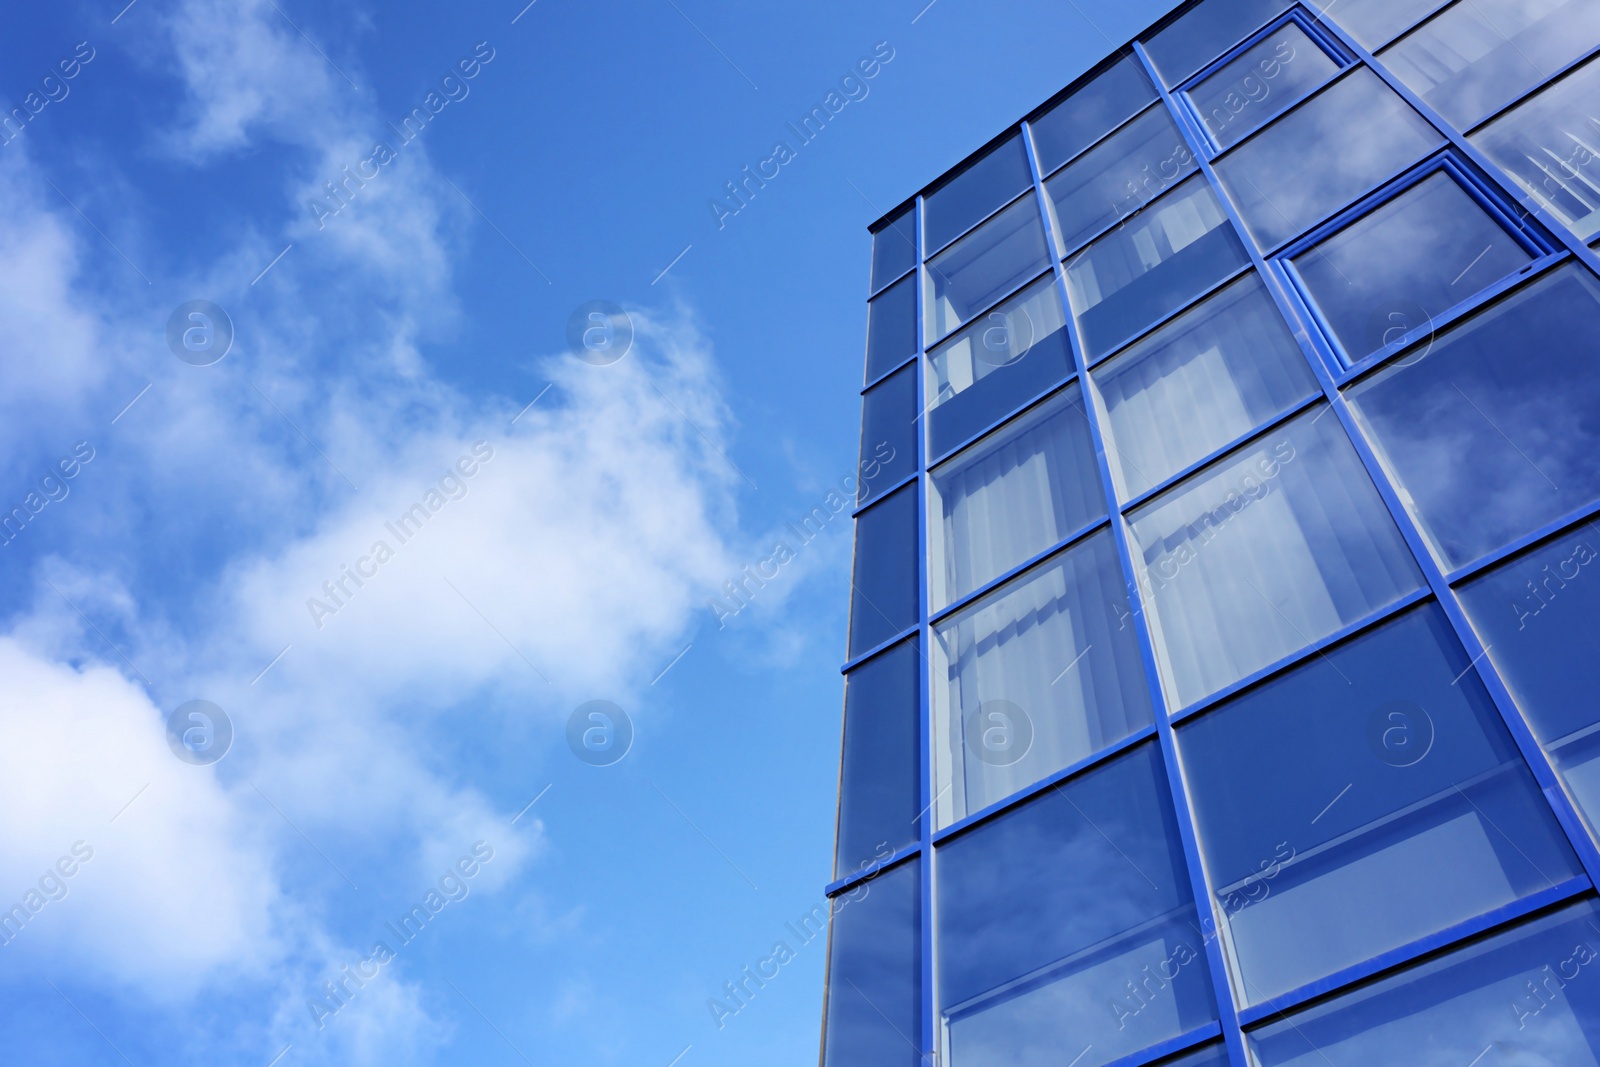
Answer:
[
  {"xmin": 1381, "ymin": 0, "xmax": 1600, "ymax": 130},
  {"xmin": 858, "ymin": 364, "xmax": 918, "ymax": 505},
  {"xmin": 1045, "ymin": 103, "xmax": 1198, "ymax": 256},
  {"xmin": 1145, "ymin": 0, "xmax": 1296, "ymax": 86},
  {"xmin": 1031, "ymin": 54, "xmax": 1158, "ymax": 175},
  {"xmin": 926, "ymin": 195, "xmax": 1052, "ymax": 344},
  {"xmin": 1179, "ymin": 603, "xmax": 1584, "ymax": 1006},
  {"xmin": 926, "ymin": 134, "xmax": 1034, "ymax": 255},
  {"xmin": 1249, "ymin": 897, "xmax": 1600, "ymax": 1066},
  {"xmin": 936, "ymin": 743, "xmax": 1216, "ymax": 1067},
  {"xmin": 1162, "ymin": 1043, "xmax": 1230, "ymax": 1067},
  {"xmin": 872, "ymin": 206, "xmax": 918, "ymax": 294},
  {"xmin": 849, "ymin": 483, "xmax": 919, "ymax": 657},
  {"xmin": 1304, "ymin": 0, "xmax": 1453, "ymax": 49},
  {"xmin": 1188, "ymin": 21, "xmax": 1342, "ymax": 149},
  {"xmin": 926, "ymin": 276, "xmax": 1074, "ymax": 459},
  {"xmin": 1471, "ymin": 54, "xmax": 1600, "ymax": 243},
  {"xmin": 866, "ymin": 273, "xmax": 918, "ymax": 384},
  {"xmin": 1214, "ymin": 68, "xmax": 1444, "ymax": 250},
  {"xmin": 835, "ymin": 639, "xmax": 921, "ymax": 879},
  {"xmin": 1094, "ymin": 272, "xmax": 1318, "ymax": 500},
  {"xmin": 1290, "ymin": 170, "xmax": 1533, "ymax": 364},
  {"xmin": 822, "ymin": 858, "xmax": 923, "ymax": 1067},
  {"xmin": 930, "ymin": 532, "xmax": 1153, "ymax": 827},
  {"xmin": 1065, "ymin": 174, "xmax": 1251, "ymax": 360},
  {"xmin": 1127, "ymin": 405, "xmax": 1423, "ymax": 710},
  {"xmin": 1347, "ymin": 264, "xmax": 1600, "ymax": 569},
  {"xmin": 929, "ymin": 386, "xmax": 1105, "ymax": 608},
  {"xmin": 1460, "ymin": 526, "xmax": 1600, "ymax": 837}
]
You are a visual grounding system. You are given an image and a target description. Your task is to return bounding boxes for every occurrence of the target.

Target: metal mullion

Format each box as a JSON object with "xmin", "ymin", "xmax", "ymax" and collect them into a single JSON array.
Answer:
[
  {"xmin": 914, "ymin": 192, "xmax": 936, "ymax": 1067},
  {"xmin": 1138, "ymin": 20, "xmax": 1600, "ymax": 936},
  {"xmin": 824, "ymin": 845, "xmax": 921, "ymax": 898},
  {"xmin": 1023, "ymin": 106, "xmax": 1255, "ymax": 1067},
  {"xmin": 838, "ymin": 626, "xmax": 920, "ymax": 676}
]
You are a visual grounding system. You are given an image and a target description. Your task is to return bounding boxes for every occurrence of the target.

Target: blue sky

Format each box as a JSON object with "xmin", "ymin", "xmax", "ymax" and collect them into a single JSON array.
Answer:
[{"xmin": 0, "ymin": 1, "xmax": 1179, "ymax": 1064}]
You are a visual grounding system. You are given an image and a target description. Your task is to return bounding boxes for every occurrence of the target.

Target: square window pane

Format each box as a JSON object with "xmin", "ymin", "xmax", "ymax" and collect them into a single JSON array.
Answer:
[
  {"xmin": 926, "ymin": 134, "xmax": 1034, "ymax": 255},
  {"xmin": 1179, "ymin": 603, "xmax": 1584, "ymax": 1007},
  {"xmin": 1304, "ymin": 0, "xmax": 1453, "ymax": 49},
  {"xmin": 926, "ymin": 195, "xmax": 1052, "ymax": 344},
  {"xmin": 1145, "ymin": 0, "xmax": 1296, "ymax": 86},
  {"xmin": 1471, "ymin": 54, "xmax": 1600, "ymax": 243},
  {"xmin": 1128, "ymin": 405, "xmax": 1424, "ymax": 710},
  {"xmin": 1066, "ymin": 174, "xmax": 1251, "ymax": 359},
  {"xmin": 866, "ymin": 273, "xmax": 918, "ymax": 385},
  {"xmin": 859, "ymin": 364, "xmax": 918, "ymax": 505},
  {"xmin": 936, "ymin": 743, "xmax": 1216, "ymax": 1067},
  {"xmin": 1249, "ymin": 897, "xmax": 1600, "ymax": 1066},
  {"xmin": 1189, "ymin": 21, "xmax": 1343, "ymax": 149},
  {"xmin": 1289, "ymin": 170, "xmax": 1534, "ymax": 364},
  {"xmin": 1215, "ymin": 68, "xmax": 1444, "ymax": 249},
  {"xmin": 1046, "ymin": 104, "xmax": 1198, "ymax": 256},
  {"xmin": 873, "ymin": 206, "xmax": 918, "ymax": 294},
  {"xmin": 929, "ymin": 386, "xmax": 1105, "ymax": 608},
  {"xmin": 822, "ymin": 859, "xmax": 922, "ymax": 1067},
  {"xmin": 1031, "ymin": 54, "xmax": 1158, "ymax": 174},
  {"xmin": 1459, "ymin": 526, "xmax": 1600, "ymax": 837},
  {"xmin": 835, "ymin": 639, "xmax": 922, "ymax": 879},
  {"xmin": 1347, "ymin": 264, "xmax": 1600, "ymax": 569},
  {"xmin": 849, "ymin": 484, "xmax": 919, "ymax": 657},
  {"xmin": 926, "ymin": 276, "xmax": 1075, "ymax": 459},
  {"xmin": 931, "ymin": 532, "xmax": 1154, "ymax": 826},
  {"xmin": 1095, "ymin": 273, "xmax": 1318, "ymax": 500},
  {"xmin": 1381, "ymin": 0, "xmax": 1600, "ymax": 130}
]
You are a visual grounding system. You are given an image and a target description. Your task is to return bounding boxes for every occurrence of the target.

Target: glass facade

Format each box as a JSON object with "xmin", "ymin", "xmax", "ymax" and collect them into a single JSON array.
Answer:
[{"xmin": 824, "ymin": 3, "xmax": 1600, "ymax": 1066}]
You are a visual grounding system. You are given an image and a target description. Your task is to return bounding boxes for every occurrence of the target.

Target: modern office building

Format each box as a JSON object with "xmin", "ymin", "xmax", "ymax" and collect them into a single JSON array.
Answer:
[{"xmin": 821, "ymin": 1, "xmax": 1600, "ymax": 1064}]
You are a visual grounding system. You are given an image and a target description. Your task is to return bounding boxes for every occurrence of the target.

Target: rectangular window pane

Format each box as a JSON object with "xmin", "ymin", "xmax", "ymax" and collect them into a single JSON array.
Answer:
[
  {"xmin": 822, "ymin": 859, "xmax": 922, "ymax": 1067},
  {"xmin": 1348, "ymin": 264, "xmax": 1600, "ymax": 569},
  {"xmin": 1215, "ymin": 68, "xmax": 1444, "ymax": 250},
  {"xmin": 1188, "ymin": 21, "xmax": 1343, "ymax": 149},
  {"xmin": 1145, "ymin": 0, "xmax": 1295, "ymax": 86},
  {"xmin": 1459, "ymin": 526, "xmax": 1600, "ymax": 838},
  {"xmin": 926, "ymin": 276, "xmax": 1074, "ymax": 458},
  {"xmin": 835, "ymin": 639, "xmax": 922, "ymax": 878},
  {"xmin": 929, "ymin": 386, "xmax": 1105, "ymax": 608},
  {"xmin": 1031, "ymin": 54, "xmax": 1158, "ymax": 175},
  {"xmin": 1128, "ymin": 405, "xmax": 1424, "ymax": 710},
  {"xmin": 1165, "ymin": 1044, "xmax": 1229, "ymax": 1067},
  {"xmin": 849, "ymin": 484, "xmax": 919, "ymax": 657},
  {"xmin": 1304, "ymin": 0, "xmax": 1453, "ymax": 49},
  {"xmin": 1471, "ymin": 54, "xmax": 1600, "ymax": 242},
  {"xmin": 858, "ymin": 364, "xmax": 918, "ymax": 505},
  {"xmin": 872, "ymin": 206, "xmax": 918, "ymax": 294},
  {"xmin": 866, "ymin": 273, "xmax": 918, "ymax": 384},
  {"xmin": 1179, "ymin": 603, "xmax": 1584, "ymax": 1006},
  {"xmin": 1045, "ymin": 103, "xmax": 1198, "ymax": 256},
  {"xmin": 926, "ymin": 195, "xmax": 1052, "ymax": 344},
  {"xmin": 926, "ymin": 133, "xmax": 1034, "ymax": 255},
  {"xmin": 1381, "ymin": 0, "xmax": 1600, "ymax": 130},
  {"xmin": 931, "ymin": 532, "xmax": 1154, "ymax": 826},
  {"xmin": 1289, "ymin": 170, "xmax": 1534, "ymax": 364},
  {"xmin": 936, "ymin": 744, "xmax": 1215, "ymax": 1067},
  {"xmin": 1095, "ymin": 273, "xmax": 1318, "ymax": 500},
  {"xmin": 1249, "ymin": 898, "xmax": 1600, "ymax": 1066},
  {"xmin": 1066, "ymin": 174, "xmax": 1251, "ymax": 359}
]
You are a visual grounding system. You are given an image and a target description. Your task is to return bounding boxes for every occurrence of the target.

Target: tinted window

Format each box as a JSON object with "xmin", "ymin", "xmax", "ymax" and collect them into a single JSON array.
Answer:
[
  {"xmin": 1180, "ymin": 603, "xmax": 1584, "ymax": 1005},
  {"xmin": 1303, "ymin": 0, "xmax": 1452, "ymax": 49},
  {"xmin": 1045, "ymin": 103, "xmax": 1198, "ymax": 256},
  {"xmin": 835, "ymin": 639, "xmax": 922, "ymax": 878},
  {"xmin": 1031, "ymin": 54, "xmax": 1158, "ymax": 174},
  {"xmin": 822, "ymin": 859, "xmax": 923, "ymax": 1067},
  {"xmin": 872, "ymin": 206, "xmax": 918, "ymax": 294},
  {"xmin": 936, "ymin": 743, "xmax": 1215, "ymax": 1067},
  {"xmin": 858, "ymin": 364, "xmax": 918, "ymax": 505},
  {"xmin": 1289, "ymin": 170, "xmax": 1534, "ymax": 364},
  {"xmin": 866, "ymin": 274, "xmax": 918, "ymax": 385},
  {"xmin": 1145, "ymin": 0, "xmax": 1296, "ymax": 85},
  {"xmin": 1066, "ymin": 174, "xmax": 1251, "ymax": 359},
  {"xmin": 926, "ymin": 134, "xmax": 1034, "ymax": 254},
  {"xmin": 926, "ymin": 195, "xmax": 1052, "ymax": 344},
  {"xmin": 1095, "ymin": 272, "xmax": 1318, "ymax": 500},
  {"xmin": 1188, "ymin": 21, "xmax": 1342, "ymax": 149},
  {"xmin": 849, "ymin": 484, "xmax": 919, "ymax": 657},
  {"xmin": 1215, "ymin": 68, "xmax": 1444, "ymax": 249},
  {"xmin": 1348, "ymin": 265, "xmax": 1600, "ymax": 569}
]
